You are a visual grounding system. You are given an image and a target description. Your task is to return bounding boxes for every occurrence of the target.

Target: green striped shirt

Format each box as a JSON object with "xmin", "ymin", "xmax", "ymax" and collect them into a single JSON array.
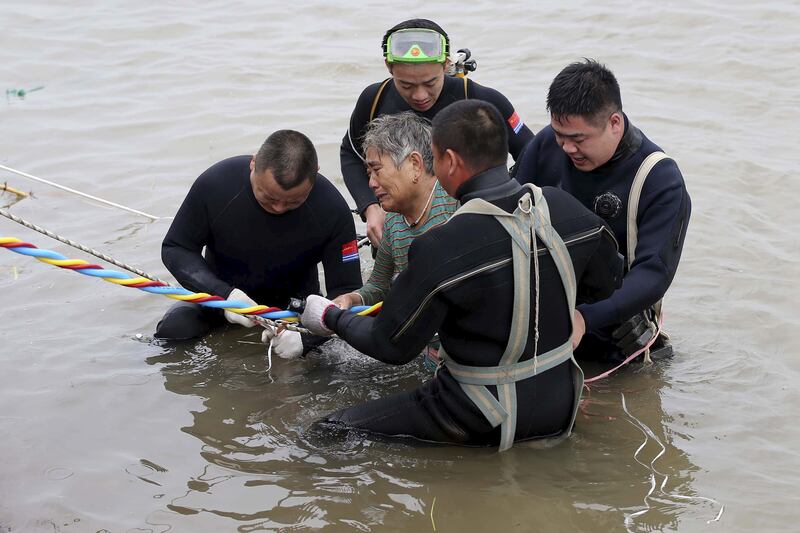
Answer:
[{"xmin": 357, "ymin": 181, "xmax": 459, "ymax": 305}]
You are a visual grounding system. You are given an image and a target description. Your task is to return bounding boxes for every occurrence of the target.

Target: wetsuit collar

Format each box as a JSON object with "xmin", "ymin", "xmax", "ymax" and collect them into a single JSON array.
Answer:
[
  {"xmin": 601, "ymin": 113, "xmax": 643, "ymax": 170},
  {"xmin": 455, "ymin": 165, "xmax": 522, "ymax": 203}
]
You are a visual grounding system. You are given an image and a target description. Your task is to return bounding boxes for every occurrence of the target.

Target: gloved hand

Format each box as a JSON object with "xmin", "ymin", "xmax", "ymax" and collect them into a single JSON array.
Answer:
[
  {"xmin": 260, "ymin": 326, "xmax": 304, "ymax": 359},
  {"xmin": 224, "ymin": 288, "xmax": 258, "ymax": 328},
  {"xmin": 612, "ymin": 312, "xmax": 656, "ymax": 356},
  {"xmin": 300, "ymin": 294, "xmax": 335, "ymax": 337}
]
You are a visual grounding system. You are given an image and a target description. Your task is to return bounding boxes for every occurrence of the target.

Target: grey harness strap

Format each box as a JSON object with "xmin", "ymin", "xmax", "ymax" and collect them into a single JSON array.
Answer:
[
  {"xmin": 627, "ymin": 152, "xmax": 672, "ymax": 353},
  {"xmin": 441, "ymin": 184, "xmax": 584, "ymax": 451},
  {"xmin": 627, "ymin": 151, "xmax": 671, "ymax": 270}
]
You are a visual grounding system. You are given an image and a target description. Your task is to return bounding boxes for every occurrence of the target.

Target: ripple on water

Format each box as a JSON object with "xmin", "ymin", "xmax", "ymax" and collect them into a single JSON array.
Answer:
[{"xmin": 44, "ymin": 466, "xmax": 74, "ymax": 481}]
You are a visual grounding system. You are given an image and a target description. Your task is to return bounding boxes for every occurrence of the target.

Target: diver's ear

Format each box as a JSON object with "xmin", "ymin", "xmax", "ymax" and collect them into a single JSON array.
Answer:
[{"xmin": 609, "ymin": 112, "xmax": 623, "ymax": 135}]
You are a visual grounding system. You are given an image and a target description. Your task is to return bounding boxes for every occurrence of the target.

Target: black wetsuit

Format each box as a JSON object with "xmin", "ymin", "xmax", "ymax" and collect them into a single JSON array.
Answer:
[
  {"xmin": 515, "ymin": 115, "xmax": 691, "ymax": 360},
  {"xmin": 341, "ymin": 76, "xmax": 534, "ymax": 216},
  {"xmin": 317, "ymin": 166, "xmax": 622, "ymax": 446},
  {"xmin": 157, "ymin": 155, "xmax": 362, "ymax": 341}
]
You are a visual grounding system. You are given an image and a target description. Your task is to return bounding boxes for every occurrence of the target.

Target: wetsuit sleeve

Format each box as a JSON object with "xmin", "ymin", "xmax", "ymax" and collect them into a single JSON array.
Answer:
[
  {"xmin": 513, "ymin": 128, "xmax": 559, "ymax": 186},
  {"xmin": 513, "ymin": 138, "xmax": 537, "ymax": 184},
  {"xmin": 161, "ymin": 175, "xmax": 234, "ymax": 299},
  {"xmin": 578, "ymin": 160, "xmax": 691, "ymax": 331},
  {"xmin": 355, "ymin": 222, "xmax": 395, "ymax": 305},
  {"xmin": 320, "ymin": 188, "xmax": 363, "ymax": 300},
  {"xmin": 340, "ymin": 83, "xmax": 384, "ymax": 215},
  {"xmin": 324, "ymin": 231, "xmax": 449, "ymax": 364},
  {"xmin": 575, "ymin": 226, "xmax": 624, "ymax": 305},
  {"xmin": 469, "ymin": 81, "xmax": 534, "ymax": 161}
]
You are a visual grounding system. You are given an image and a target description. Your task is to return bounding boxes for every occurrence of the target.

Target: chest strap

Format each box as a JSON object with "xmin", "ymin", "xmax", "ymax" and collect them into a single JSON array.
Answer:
[{"xmin": 441, "ymin": 184, "xmax": 583, "ymax": 451}]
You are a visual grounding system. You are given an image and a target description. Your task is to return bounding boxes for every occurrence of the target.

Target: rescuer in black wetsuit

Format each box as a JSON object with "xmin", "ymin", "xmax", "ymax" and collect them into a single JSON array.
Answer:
[
  {"xmin": 342, "ymin": 18, "xmax": 534, "ymax": 248},
  {"xmin": 156, "ymin": 130, "xmax": 362, "ymax": 356},
  {"xmin": 302, "ymin": 100, "xmax": 623, "ymax": 449},
  {"xmin": 515, "ymin": 59, "xmax": 691, "ymax": 363}
]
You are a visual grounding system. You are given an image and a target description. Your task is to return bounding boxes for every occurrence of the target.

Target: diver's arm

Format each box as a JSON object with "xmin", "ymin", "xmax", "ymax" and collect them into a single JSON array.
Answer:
[
  {"xmin": 320, "ymin": 183, "xmax": 363, "ymax": 300},
  {"xmin": 325, "ymin": 233, "xmax": 448, "ymax": 364},
  {"xmin": 340, "ymin": 141, "xmax": 377, "ymax": 216},
  {"xmin": 340, "ymin": 83, "xmax": 385, "ymax": 215},
  {"xmin": 575, "ymin": 226, "xmax": 625, "ymax": 305},
  {"xmin": 469, "ymin": 81, "xmax": 535, "ymax": 160},
  {"xmin": 161, "ymin": 177, "xmax": 233, "ymax": 299},
  {"xmin": 578, "ymin": 160, "xmax": 691, "ymax": 331}
]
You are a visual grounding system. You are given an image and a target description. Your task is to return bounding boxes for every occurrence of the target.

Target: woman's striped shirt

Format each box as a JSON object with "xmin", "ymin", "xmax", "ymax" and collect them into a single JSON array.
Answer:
[{"xmin": 357, "ymin": 180, "xmax": 459, "ymax": 305}]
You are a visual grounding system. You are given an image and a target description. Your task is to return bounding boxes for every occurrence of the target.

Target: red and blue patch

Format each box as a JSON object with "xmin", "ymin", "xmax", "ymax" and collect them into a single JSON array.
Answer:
[
  {"xmin": 341, "ymin": 240, "xmax": 359, "ymax": 263},
  {"xmin": 507, "ymin": 111, "xmax": 524, "ymax": 134}
]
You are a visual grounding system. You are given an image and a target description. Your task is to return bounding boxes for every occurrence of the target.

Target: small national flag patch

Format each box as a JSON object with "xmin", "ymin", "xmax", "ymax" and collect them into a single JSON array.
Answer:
[
  {"xmin": 507, "ymin": 111, "xmax": 524, "ymax": 134},
  {"xmin": 341, "ymin": 240, "xmax": 359, "ymax": 263}
]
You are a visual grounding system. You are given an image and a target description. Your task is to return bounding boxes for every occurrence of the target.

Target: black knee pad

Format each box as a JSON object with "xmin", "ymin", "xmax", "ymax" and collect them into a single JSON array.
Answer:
[{"xmin": 154, "ymin": 303, "xmax": 215, "ymax": 340}]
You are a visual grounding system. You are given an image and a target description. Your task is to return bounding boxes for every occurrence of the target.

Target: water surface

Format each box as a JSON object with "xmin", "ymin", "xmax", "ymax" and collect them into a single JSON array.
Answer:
[{"xmin": 1, "ymin": 1, "xmax": 799, "ymax": 531}]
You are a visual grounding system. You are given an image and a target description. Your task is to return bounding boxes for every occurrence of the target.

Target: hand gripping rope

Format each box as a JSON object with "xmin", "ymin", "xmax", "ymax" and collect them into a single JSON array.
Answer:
[{"xmin": 0, "ymin": 237, "xmax": 382, "ymax": 331}]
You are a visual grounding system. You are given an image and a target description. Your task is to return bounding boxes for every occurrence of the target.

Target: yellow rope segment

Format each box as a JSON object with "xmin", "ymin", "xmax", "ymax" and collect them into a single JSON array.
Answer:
[
  {"xmin": 356, "ymin": 301, "xmax": 383, "ymax": 316},
  {"xmin": 38, "ymin": 258, "xmax": 87, "ymax": 267},
  {"xmin": 107, "ymin": 277, "xmax": 152, "ymax": 286}
]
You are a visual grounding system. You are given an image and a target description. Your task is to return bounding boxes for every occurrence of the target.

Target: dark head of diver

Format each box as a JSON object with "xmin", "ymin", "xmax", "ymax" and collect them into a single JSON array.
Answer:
[
  {"xmin": 547, "ymin": 59, "xmax": 626, "ymax": 172},
  {"xmin": 250, "ymin": 130, "xmax": 318, "ymax": 215},
  {"xmin": 431, "ymin": 100, "xmax": 508, "ymax": 197}
]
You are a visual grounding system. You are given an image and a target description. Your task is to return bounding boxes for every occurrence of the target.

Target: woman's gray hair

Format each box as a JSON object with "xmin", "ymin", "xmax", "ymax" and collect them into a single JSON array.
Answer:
[{"xmin": 362, "ymin": 112, "xmax": 434, "ymax": 174}]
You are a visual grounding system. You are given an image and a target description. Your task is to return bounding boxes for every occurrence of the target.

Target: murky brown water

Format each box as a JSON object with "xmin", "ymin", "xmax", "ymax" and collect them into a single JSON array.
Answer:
[{"xmin": 2, "ymin": 1, "xmax": 799, "ymax": 531}]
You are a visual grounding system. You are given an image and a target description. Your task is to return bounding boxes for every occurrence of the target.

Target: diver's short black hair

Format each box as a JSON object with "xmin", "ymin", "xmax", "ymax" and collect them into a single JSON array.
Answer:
[
  {"xmin": 381, "ymin": 18, "xmax": 450, "ymax": 57},
  {"xmin": 547, "ymin": 58, "xmax": 622, "ymax": 126},
  {"xmin": 254, "ymin": 130, "xmax": 317, "ymax": 190},
  {"xmin": 431, "ymin": 100, "xmax": 507, "ymax": 173}
]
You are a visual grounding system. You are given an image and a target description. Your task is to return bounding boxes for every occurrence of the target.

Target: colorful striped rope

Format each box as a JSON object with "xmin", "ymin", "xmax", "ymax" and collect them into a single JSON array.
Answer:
[
  {"xmin": 1, "ymin": 208, "xmax": 168, "ymax": 284},
  {"xmin": 0, "ymin": 236, "xmax": 382, "ymax": 322}
]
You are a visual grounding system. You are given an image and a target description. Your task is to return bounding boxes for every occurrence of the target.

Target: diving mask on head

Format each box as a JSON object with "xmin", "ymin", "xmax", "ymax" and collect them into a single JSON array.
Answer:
[{"xmin": 385, "ymin": 29, "xmax": 448, "ymax": 63}]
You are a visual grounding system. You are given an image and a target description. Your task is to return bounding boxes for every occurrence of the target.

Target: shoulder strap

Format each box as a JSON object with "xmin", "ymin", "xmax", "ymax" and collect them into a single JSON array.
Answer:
[
  {"xmin": 346, "ymin": 79, "xmax": 394, "ymax": 163},
  {"xmin": 627, "ymin": 152, "xmax": 671, "ymax": 269},
  {"xmin": 463, "ymin": 76, "xmax": 469, "ymax": 99},
  {"xmin": 451, "ymin": 197, "xmax": 513, "ymax": 218},
  {"xmin": 441, "ymin": 184, "xmax": 583, "ymax": 451},
  {"xmin": 451, "ymin": 184, "xmax": 539, "ymax": 217},
  {"xmin": 369, "ymin": 78, "xmax": 393, "ymax": 122}
]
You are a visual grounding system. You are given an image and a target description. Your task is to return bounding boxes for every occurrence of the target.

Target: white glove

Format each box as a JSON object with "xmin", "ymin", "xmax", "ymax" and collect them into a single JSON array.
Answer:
[
  {"xmin": 224, "ymin": 288, "xmax": 258, "ymax": 328},
  {"xmin": 260, "ymin": 326, "xmax": 304, "ymax": 359},
  {"xmin": 301, "ymin": 294, "xmax": 335, "ymax": 337}
]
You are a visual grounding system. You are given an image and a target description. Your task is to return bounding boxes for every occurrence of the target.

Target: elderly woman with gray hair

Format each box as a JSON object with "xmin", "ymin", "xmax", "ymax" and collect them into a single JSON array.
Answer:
[{"xmin": 333, "ymin": 112, "xmax": 458, "ymax": 310}]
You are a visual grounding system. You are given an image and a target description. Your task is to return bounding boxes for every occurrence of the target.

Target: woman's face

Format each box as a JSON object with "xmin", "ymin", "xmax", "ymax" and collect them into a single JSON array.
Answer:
[{"xmin": 364, "ymin": 146, "xmax": 419, "ymax": 214}]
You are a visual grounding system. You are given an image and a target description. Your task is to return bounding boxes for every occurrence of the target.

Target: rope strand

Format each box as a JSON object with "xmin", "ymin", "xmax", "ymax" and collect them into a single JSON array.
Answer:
[{"xmin": 0, "ymin": 163, "xmax": 167, "ymax": 220}]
